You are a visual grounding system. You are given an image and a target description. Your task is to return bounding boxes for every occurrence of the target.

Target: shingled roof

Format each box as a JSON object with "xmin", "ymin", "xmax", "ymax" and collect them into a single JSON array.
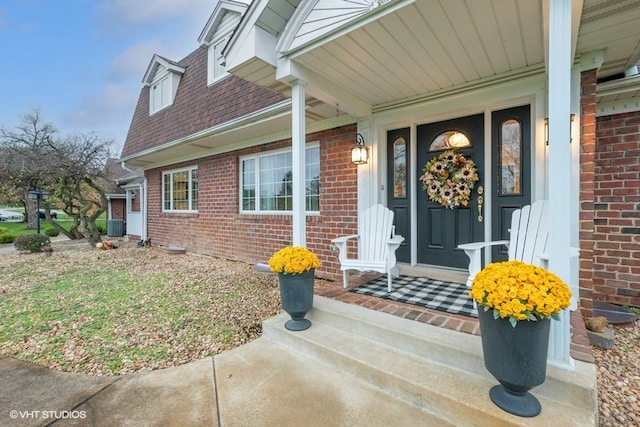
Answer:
[{"xmin": 121, "ymin": 46, "xmax": 287, "ymax": 158}]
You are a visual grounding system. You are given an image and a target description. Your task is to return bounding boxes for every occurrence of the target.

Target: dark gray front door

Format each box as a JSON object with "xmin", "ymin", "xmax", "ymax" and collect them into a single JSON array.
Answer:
[
  {"xmin": 387, "ymin": 128, "xmax": 410, "ymax": 262},
  {"xmin": 490, "ymin": 105, "xmax": 531, "ymax": 262},
  {"xmin": 416, "ymin": 114, "xmax": 485, "ymax": 268}
]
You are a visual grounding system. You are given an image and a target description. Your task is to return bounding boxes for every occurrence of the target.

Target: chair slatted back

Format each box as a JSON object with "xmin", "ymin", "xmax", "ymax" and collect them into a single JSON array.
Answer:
[
  {"xmin": 359, "ymin": 204, "xmax": 395, "ymax": 262},
  {"xmin": 508, "ymin": 200, "xmax": 548, "ymax": 266}
]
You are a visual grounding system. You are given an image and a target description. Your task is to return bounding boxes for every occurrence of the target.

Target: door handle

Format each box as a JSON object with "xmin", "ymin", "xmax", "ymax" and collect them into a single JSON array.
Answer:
[{"xmin": 477, "ymin": 195, "xmax": 484, "ymax": 223}]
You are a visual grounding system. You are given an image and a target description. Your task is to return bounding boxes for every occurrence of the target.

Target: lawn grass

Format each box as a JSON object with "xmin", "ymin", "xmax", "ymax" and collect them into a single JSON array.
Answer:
[
  {"xmin": 0, "ymin": 215, "xmax": 107, "ymax": 237},
  {"xmin": 0, "ymin": 245, "xmax": 280, "ymax": 375}
]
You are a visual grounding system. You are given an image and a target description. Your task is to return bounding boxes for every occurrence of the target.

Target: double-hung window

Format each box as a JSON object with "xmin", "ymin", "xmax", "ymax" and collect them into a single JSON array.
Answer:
[
  {"xmin": 163, "ymin": 167, "xmax": 198, "ymax": 212},
  {"xmin": 240, "ymin": 145, "xmax": 320, "ymax": 213}
]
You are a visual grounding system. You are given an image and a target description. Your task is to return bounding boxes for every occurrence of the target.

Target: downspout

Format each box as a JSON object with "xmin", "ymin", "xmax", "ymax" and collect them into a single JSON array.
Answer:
[
  {"xmin": 106, "ymin": 195, "xmax": 113, "ymax": 220},
  {"xmin": 142, "ymin": 177, "xmax": 148, "ymax": 242},
  {"xmin": 121, "ymin": 162, "xmax": 148, "ymax": 242}
]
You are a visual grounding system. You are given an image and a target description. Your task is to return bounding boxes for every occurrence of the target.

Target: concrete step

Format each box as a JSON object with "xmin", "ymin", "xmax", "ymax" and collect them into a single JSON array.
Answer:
[{"xmin": 263, "ymin": 296, "xmax": 598, "ymax": 426}]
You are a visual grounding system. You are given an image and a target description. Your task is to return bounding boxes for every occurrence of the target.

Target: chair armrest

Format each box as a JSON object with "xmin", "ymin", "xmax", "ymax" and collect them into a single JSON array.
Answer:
[
  {"xmin": 331, "ymin": 234, "xmax": 359, "ymax": 244},
  {"xmin": 537, "ymin": 247, "xmax": 579, "ymax": 262},
  {"xmin": 458, "ymin": 240, "xmax": 509, "ymax": 287},
  {"xmin": 457, "ymin": 240, "xmax": 509, "ymax": 251},
  {"xmin": 388, "ymin": 235, "xmax": 405, "ymax": 245}
]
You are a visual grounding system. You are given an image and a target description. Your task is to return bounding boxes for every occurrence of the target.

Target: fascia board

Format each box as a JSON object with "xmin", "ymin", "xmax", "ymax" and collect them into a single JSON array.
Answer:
[{"xmin": 119, "ymin": 100, "xmax": 293, "ymax": 165}]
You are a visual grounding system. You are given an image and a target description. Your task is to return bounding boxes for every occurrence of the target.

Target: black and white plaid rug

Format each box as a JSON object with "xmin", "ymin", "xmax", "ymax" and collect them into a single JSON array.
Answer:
[{"xmin": 350, "ymin": 275, "xmax": 477, "ymax": 318}]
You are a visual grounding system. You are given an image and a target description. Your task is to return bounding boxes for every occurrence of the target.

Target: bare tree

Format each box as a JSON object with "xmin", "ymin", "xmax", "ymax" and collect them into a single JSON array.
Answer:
[
  {"xmin": 0, "ymin": 109, "xmax": 57, "ymax": 228},
  {"xmin": 47, "ymin": 133, "xmax": 112, "ymax": 245},
  {"xmin": 0, "ymin": 109, "xmax": 113, "ymax": 246}
]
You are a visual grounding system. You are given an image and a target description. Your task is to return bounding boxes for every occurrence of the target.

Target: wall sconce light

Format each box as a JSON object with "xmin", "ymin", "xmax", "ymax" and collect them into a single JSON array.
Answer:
[
  {"xmin": 570, "ymin": 114, "xmax": 576, "ymax": 143},
  {"xmin": 544, "ymin": 115, "xmax": 576, "ymax": 146},
  {"xmin": 351, "ymin": 133, "xmax": 369, "ymax": 165},
  {"xmin": 544, "ymin": 117, "xmax": 549, "ymax": 145}
]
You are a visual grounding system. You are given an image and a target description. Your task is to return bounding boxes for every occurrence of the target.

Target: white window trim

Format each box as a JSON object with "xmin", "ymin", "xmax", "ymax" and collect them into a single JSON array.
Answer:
[
  {"xmin": 162, "ymin": 166, "xmax": 198, "ymax": 213},
  {"xmin": 207, "ymin": 35, "xmax": 230, "ymax": 86},
  {"xmin": 149, "ymin": 71, "xmax": 182, "ymax": 115},
  {"xmin": 239, "ymin": 143, "xmax": 320, "ymax": 215}
]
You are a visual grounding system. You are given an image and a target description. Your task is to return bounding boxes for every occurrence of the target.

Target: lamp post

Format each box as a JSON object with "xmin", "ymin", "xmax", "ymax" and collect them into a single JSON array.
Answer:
[{"xmin": 27, "ymin": 188, "xmax": 50, "ymax": 234}]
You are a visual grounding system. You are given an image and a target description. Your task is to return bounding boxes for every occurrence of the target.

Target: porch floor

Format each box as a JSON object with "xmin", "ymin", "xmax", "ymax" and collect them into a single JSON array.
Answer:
[{"xmin": 313, "ymin": 266, "xmax": 595, "ymax": 365}]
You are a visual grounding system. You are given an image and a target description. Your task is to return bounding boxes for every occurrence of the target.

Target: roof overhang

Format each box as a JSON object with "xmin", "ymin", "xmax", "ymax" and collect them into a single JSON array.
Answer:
[
  {"xmin": 118, "ymin": 99, "xmax": 355, "ymax": 168},
  {"xmin": 226, "ymin": 0, "xmax": 640, "ymax": 119}
]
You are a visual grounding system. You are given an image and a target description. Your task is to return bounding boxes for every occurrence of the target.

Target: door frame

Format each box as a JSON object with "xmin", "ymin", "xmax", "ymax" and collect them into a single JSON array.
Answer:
[{"xmin": 376, "ymin": 97, "xmax": 540, "ymax": 270}]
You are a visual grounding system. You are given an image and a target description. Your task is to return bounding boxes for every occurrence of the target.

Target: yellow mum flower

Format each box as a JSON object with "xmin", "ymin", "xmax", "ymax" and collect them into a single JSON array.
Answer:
[
  {"xmin": 269, "ymin": 246, "xmax": 321, "ymax": 275},
  {"xmin": 469, "ymin": 260, "xmax": 572, "ymax": 327}
]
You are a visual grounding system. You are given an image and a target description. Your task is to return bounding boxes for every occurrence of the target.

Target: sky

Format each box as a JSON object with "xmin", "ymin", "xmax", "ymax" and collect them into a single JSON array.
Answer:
[{"xmin": 0, "ymin": 0, "xmax": 220, "ymax": 155}]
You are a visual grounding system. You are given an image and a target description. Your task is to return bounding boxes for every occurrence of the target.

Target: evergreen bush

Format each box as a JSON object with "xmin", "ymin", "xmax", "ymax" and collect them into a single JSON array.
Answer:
[
  {"xmin": 14, "ymin": 234, "xmax": 51, "ymax": 253},
  {"xmin": 44, "ymin": 227, "xmax": 60, "ymax": 237},
  {"xmin": 0, "ymin": 234, "xmax": 16, "ymax": 244}
]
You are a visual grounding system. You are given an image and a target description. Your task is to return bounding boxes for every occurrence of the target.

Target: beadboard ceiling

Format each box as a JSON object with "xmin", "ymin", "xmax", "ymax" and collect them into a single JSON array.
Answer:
[{"xmin": 236, "ymin": 0, "xmax": 640, "ymax": 120}]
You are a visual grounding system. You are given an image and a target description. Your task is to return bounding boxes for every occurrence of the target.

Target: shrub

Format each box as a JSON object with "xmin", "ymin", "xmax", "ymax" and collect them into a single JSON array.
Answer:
[
  {"xmin": 14, "ymin": 234, "xmax": 51, "ymax": 253},
  {"xmin": 44, "ymin": 227, "xmax": 60, "ymax": 237},
  {"xmin": 0, "ymin": 234, "xmax": 16, "ymax": 244},
  {"xmin": 0, "ymin": 227, "xmax": 8, "ymax": 234}
]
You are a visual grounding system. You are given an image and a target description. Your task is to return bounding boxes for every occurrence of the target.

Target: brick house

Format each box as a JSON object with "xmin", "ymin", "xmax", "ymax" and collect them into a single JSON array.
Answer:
[{"xmin": 119, "ymin": 0, "xmax": 640, "ymax": 370}]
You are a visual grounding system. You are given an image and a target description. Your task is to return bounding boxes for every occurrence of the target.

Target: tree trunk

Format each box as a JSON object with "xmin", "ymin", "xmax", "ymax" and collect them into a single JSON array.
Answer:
[{"xmin": 25, "ymin": 198, "xmax": 38, "ymax": 230}]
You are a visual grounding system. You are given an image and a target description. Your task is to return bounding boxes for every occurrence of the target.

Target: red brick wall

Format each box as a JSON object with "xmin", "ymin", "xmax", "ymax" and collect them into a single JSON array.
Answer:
[
  {"xmin": 110, "ymin": 199, "xmax": 126, "ymax": 221},
  {"xmin": 144, "ymin": 124, "xmax": 358, "ymax": 281},
  {"xmin": 593, "ymin": 110, "xmax": 640, "ymax": 307},
  {"xmin": 579, "ymin": 69, "xmax": 597, "ymax": 317}
]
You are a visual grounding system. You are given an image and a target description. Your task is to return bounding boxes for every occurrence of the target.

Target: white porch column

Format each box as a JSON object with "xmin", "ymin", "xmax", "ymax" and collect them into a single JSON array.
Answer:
[
  {"xmin": 547, "ymin": 0, "xmax": 573, "ymax": 370},
  {"xmin": 291, "ymin": 80, "xmax": 307, "ymax": 247}
]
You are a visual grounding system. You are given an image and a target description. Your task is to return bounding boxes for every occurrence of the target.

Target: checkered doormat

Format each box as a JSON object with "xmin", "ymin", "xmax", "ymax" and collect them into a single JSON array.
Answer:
[{"xmin": 350, "ymin": 275, "xmax": 478, "ymax": 318}]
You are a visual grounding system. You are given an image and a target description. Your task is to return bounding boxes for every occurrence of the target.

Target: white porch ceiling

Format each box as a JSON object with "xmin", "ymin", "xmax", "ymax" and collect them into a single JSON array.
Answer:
[{"xmin": 235, "ymin": 0, "xmax": 640, "ymax": 121}]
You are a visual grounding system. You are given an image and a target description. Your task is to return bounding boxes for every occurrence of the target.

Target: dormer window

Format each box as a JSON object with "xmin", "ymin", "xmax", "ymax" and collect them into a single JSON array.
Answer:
[
  {"xmin": 150, "ymin": 75, "xmax": 172, "ymax": 113},
  {"xmin": 198, "ymin": 1, "xmax": 250, "ymax": 86},
  {"xmin": 208, "ymin": 36, "xmax": 229, "ymax": 84},
  {"xmin": 142, "ymin": 55, "xmax": 185, "ymax": 116}
]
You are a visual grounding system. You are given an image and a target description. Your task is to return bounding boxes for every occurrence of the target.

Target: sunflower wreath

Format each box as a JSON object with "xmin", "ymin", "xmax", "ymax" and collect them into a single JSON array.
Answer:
[{"xmin": 419, "ymin": 150, "xmax": 479, "ymax": 209}]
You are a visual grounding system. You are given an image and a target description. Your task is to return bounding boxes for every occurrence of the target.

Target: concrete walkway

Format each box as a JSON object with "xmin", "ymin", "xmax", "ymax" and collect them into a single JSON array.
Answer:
[{"xmin": 0, "ymin": 337, "xmax": 437, "ymax": 427}]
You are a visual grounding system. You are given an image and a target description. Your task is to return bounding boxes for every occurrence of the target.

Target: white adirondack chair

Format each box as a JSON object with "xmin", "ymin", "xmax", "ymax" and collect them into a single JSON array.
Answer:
[
  {"xmin": 459, "ymin": 200, "xmax": 580, "ymax": 369},
  {"xmin": 332, "ymin": 204, "xmax": 405, "ymax": 292},
  {"xmin": 458, "ymin": 200, "xmax": 551, "ymax": 287}
]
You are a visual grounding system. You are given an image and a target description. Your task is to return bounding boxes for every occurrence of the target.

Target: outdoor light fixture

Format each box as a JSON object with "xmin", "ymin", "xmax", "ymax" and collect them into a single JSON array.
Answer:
[
  {"xmin": 544, "ymin": 115, "xmax": 576, "ymax": 146},
  {"xmin": 351, "ymin": 133, "xmax": 369, "ymax": 165},
  {"xmin": 544, "ymin": 118, "xmax": 549, "ymax": 145},
  {"xmin": 27, "ymin": 188, "xmax": 50, "ymax": 234}
]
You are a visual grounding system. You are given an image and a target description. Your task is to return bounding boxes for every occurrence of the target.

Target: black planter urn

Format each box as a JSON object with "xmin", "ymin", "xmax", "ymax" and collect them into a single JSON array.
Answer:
[
  {"xmin": 477, "ymin": 305, "xmax": 551, "ymax": 417},
  {"xmin": 278, "ymin": 269, "xmax": 314, "ymax": 331}
]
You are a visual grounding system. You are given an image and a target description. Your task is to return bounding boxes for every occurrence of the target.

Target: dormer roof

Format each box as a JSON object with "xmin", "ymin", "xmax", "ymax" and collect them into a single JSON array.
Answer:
[
  {"xmin": 198, "ymin": 0, "xmax": 251, "ymax": 47},
  {"xmin": 142, "ymin": 54, "xmax": 186, "ymax": 87}
]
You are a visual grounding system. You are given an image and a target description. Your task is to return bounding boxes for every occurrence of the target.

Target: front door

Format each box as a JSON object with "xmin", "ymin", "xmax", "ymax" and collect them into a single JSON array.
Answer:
[
  {"xmin": 490, "ymin": 105, "xmax": 531, "ymax": 262},
  {"xmin": 416, "ymin": 114, "xmax": 485, "ymax": 268},
  {"xmin": 387, "ymin": 128, "xmax": 410, "ymax": 262}
]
